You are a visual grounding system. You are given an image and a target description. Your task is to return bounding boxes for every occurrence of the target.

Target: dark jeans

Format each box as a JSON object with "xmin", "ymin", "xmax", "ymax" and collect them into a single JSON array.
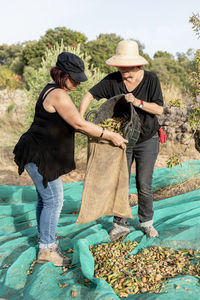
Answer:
[{"xmin": 114, "ymin": 133, "xmax": 159, "ymax": 226}]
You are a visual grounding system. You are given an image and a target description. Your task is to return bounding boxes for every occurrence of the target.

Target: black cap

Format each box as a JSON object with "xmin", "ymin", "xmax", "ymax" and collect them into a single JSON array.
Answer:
[{"xmin": 56, "ymin": 52, "xmax": 88, "ymax": 82}]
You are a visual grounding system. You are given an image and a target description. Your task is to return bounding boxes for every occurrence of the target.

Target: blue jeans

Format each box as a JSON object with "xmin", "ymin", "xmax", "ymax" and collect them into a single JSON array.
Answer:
[
  {"xmin": 25, "ymin": 163, "xmax": 63, "ymax": 248},
  {"xmin": 114, "ymin": 134, "xmax": 159, "ymax": 227}
]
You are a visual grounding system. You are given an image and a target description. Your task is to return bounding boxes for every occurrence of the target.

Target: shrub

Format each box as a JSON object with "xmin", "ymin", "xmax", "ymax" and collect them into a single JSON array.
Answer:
[
  {"xmin": 24, "ymin": 41, "xmax": 106, "ymax": 125},
  {"xmin": 0, "ymin": 66, "xmax": 22, "ymax": 91}
]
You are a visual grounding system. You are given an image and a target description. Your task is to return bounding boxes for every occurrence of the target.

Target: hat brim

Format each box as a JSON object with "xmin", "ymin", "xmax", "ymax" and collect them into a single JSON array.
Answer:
[
  {"xmin": 68, "ymin": 71, "xmax": 88, "ymax": 82},
  {"xmin": 106, "ymin": 55, "xmax": 148, "ymax": 67}
]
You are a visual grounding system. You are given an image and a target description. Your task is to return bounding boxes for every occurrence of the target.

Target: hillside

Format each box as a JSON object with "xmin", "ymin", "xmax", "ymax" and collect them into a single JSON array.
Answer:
[{"xmin": 0, "ymin": 89, "xmax": 199, "ymax": 202}]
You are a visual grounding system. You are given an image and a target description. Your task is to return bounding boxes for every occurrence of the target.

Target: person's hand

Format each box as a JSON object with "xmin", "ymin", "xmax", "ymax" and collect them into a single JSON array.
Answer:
[
  {"xmin": 158, "ymin": 128, "xmax": 167, "ymax": 143},
  {"xmin": 109, "ymin": 132, "xmax": 128, "ymax": 149},
  {"xmin": 125, "ymin": 93, "xmax": 140, "ymax": 106}
]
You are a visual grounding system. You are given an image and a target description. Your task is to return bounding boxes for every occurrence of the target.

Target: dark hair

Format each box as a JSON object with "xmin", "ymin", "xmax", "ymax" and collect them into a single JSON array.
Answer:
[{"xmin": 50, "ymin": 67, "xmax": 69, "ymax": 89}]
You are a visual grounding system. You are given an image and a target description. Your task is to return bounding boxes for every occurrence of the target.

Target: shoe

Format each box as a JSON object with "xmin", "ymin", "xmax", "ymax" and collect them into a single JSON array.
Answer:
[
  {"xmin": 37, "ymin": 245, "xmax": 72, "ymax": 267},
  {"xmin": 141, "ymin": 225, "xmax": 159, "ymax": 238},
  {"xmin": 109, "ymin": 223, "xmax": 130, "ymax": 242}
]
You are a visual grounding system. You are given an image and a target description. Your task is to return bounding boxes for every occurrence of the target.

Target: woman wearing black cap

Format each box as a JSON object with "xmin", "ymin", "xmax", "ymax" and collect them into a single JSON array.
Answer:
[{"xmin": 13, "ymin": 52, "xmax": 127, "ymax": 267}]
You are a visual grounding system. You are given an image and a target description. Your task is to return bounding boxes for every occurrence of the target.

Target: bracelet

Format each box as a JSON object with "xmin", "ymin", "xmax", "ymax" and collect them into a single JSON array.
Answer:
[
  {"xmin": 99, "ymin": 127, "xmax": 105, "ymax": 138},
  {"xmin": 139, "ymin": 100, "xmax": 144, "ymax": 108}
]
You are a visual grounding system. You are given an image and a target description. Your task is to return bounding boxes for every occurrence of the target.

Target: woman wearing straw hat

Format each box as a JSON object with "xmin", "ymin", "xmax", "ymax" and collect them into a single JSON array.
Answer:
[{"xmin": 80, "ymin": 40, "xmax": 164, "ymax": 240}]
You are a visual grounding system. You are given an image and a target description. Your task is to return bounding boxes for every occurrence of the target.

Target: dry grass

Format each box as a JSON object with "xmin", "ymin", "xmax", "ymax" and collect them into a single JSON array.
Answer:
[
  {"xmin": 161, "ymin": 83, "xmax": 192, "ymax": 106},
  {"xmin": 0, "ymin": 118, "xmax": 25, "ymax": 147}
]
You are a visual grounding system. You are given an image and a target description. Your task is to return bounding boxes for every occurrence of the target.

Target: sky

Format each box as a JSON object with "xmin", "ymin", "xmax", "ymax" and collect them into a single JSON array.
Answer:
[{"xmin": 0, "ymin": 0, "xmax": 199, "ymax": 58}]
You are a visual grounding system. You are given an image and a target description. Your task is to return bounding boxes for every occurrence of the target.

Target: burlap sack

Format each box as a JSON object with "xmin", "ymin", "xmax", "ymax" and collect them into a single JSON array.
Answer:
[{"xmin": 76, "ymin": 139, "xmax": 133, "ymax": 224}]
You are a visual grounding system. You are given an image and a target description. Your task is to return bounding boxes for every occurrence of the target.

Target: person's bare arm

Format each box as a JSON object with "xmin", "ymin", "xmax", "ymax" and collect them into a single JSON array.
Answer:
[
  {"xmin": 125, "ymin": 93, "xmax": 163, "ymax": 115},
  {"xmin": 79, "ymin": 91, "xmax": 94, "ymax": 117},
  {"xmin": 47, "ymin": 89, "xmax": 128, "ymax": 148}
]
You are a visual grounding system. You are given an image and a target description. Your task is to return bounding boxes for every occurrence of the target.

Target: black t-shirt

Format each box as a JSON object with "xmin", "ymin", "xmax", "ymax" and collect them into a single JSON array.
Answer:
[{"xmin": 89, "ymin": 70, "xmax": 163, "ymax": 143}]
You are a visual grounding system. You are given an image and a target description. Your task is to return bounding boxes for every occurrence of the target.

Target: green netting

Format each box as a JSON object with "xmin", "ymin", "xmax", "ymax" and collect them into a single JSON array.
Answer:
[{"xmin": 0, "ymin": 160, "xmax": 200, "ymax": 300}]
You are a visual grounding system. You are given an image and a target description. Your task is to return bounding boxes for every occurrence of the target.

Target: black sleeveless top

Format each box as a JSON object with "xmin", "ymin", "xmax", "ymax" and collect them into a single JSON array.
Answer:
[{"xmin": 13, "ymin": 83, "xmax": 75, "ymax": 187}]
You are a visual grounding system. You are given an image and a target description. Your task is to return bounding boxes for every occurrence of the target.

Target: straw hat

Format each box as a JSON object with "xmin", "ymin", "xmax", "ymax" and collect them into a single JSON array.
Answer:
[{"xmin": 106, "ymin": 40, "xmax": 148, "ymax": 67}]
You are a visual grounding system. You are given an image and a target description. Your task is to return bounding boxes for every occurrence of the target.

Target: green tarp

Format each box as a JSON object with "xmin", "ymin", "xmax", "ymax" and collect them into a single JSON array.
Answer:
[{"xmin": 0, "ymin": 160, "xmax": 200, "ymax": 299}]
